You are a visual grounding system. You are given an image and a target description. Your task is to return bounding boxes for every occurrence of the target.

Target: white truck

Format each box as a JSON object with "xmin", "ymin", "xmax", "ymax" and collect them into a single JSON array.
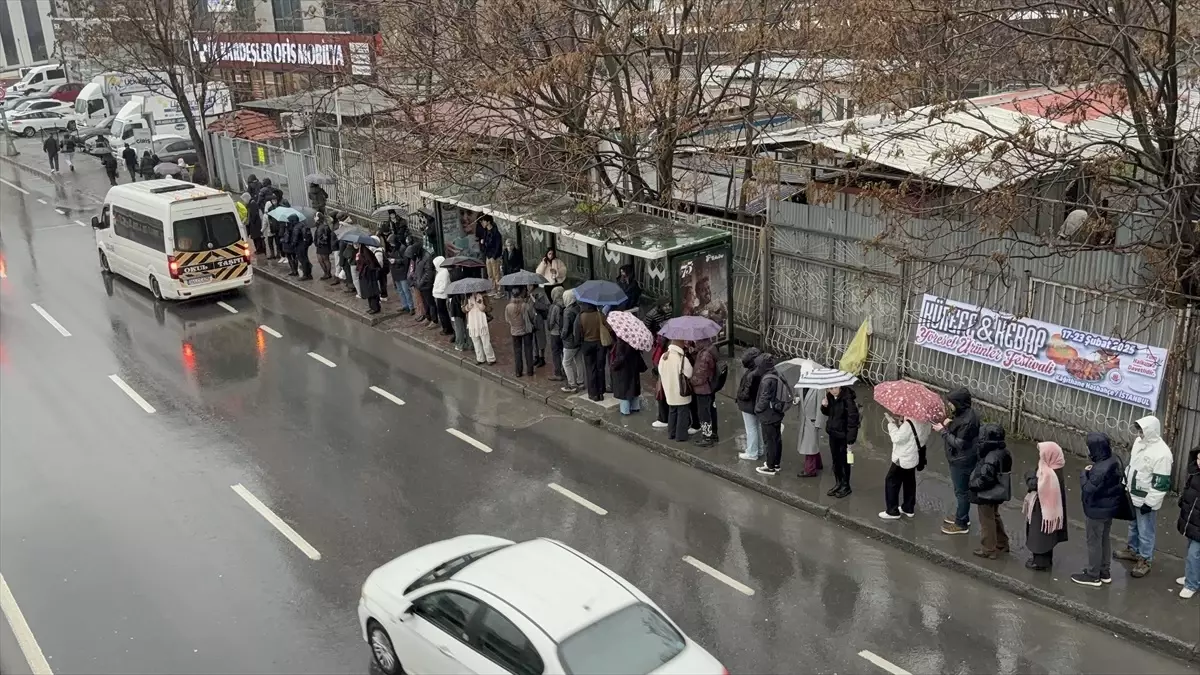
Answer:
[
  {"xmin": 74, "ymin": 72, "xmax": 163, "ymax": 123},
  {"xmin": 100, "ymin": 83, "xmax": 232, "ymax": 155}
]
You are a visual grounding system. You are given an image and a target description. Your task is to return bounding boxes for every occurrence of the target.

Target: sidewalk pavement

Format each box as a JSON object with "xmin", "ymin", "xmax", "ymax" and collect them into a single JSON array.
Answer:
[
  {"xmin": 253, "ymin": 261, "xmax": 1200, "ymax": 662},
  {"xmin": 6, "ymin": 146, "xmax": 1199, "ymax": 661}
]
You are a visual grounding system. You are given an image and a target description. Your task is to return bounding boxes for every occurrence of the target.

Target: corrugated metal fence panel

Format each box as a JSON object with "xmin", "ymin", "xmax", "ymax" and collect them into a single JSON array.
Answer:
[{"xmin": 1174, "ymin": 329, "xmax": 1200, "ymax": 484}]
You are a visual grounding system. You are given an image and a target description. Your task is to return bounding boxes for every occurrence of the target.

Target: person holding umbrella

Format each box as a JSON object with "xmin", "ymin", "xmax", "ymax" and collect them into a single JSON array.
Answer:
[
  {"xmin": 546, "ymin": 287, "xmax": 567, "ymax": 381},
  {"xmin": 578, "ymin": 302, "xmax": 606, "ymax": 401},
  {"xmin": 387, "ymin": 229, "xmax": 413, "ymax": 312},
  {"xmin": 314, "ymin": 213, "xmax": 334, "ymax": 280},
  {"xmin": 658, "ymin": 340, "xmax": 694, "ymax": 441},
  {"xmin": 505, "ymin": 288, "xmax": 537, "ymax": 377},
  {"xmin": 466, "ymin": 291, "xmax": 496, "ymax": 365},
  {"xmin": 689, "ymin": 338, "xmax": 720, "ymax": 447},
  {"xmin": 814, "ymin": 369, "xmax": 860, "ymax": 498},
  {"xmin": 873, "ymin": 379, "xmax": 943, "ymax": 513},
  {"xmin": 308, "ymin": 181, "xmax": 328, "ymax": 213},
  {"xmin": 607, "ymin": 310, "xmax": 652, "ymax": 415},
  {"xmin": 356, "ymin": 241, "xmax": 383, "ymax": 314},
  {"xmin": 560, "ymin": 290, "xmax": 584, "ymax": 393}
]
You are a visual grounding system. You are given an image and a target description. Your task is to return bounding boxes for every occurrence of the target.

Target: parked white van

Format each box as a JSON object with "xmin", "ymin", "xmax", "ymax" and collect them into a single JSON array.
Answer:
[
  {"xmin": 92, "ymin": 179, "xmax": 253, "ymax": 300},
  {"xmin": 6, "ymin": 64, "xmax": 68, "ymax": 97}
]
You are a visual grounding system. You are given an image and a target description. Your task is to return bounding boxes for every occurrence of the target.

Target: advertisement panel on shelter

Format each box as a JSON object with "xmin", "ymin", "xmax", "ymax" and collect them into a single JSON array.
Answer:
[
  {"xmin": 913, "ymin": 294, "xmax": 1169, "ymax": 410},
  {"xmin": 674, "ymin": 245, "xmax": 731, "ymax": 341}
]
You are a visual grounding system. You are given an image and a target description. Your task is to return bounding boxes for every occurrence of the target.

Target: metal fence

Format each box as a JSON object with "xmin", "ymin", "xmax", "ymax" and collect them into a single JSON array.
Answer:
[{"xmin": 207, "ymin": 131, "xmax": 423, "ymax": 218}]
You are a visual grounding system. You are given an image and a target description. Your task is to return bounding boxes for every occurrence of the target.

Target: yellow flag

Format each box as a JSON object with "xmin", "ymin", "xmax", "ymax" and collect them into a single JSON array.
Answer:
[{"xmin": 839, "ymin": 316, "xmax": 873, "ymax": 376}]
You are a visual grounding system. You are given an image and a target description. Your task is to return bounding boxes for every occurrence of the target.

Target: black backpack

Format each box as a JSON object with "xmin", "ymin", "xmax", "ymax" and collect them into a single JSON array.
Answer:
[
  {"xmin": 765, "ymin": 374, "xmax": 793, "ymax": 414},
  {"xmin": 709, "ymin": 360, "xmax": 729, "ymax": 393}
]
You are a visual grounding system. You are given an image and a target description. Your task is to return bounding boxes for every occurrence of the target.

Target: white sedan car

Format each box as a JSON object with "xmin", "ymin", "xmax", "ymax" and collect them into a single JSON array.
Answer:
[
  {"xmin": 7, "ymin": 110, "xmax": 76, "ymax": 137},
  {"xmin": 4, "ymin": 98, "xmax": 73, "ymax": 118},
  {"xmin": 359, "ymin": 536, "xmax": 726, "ymax": 675}
]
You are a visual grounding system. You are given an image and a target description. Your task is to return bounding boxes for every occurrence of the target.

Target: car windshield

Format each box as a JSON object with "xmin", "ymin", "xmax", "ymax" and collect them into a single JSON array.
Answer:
[
  {"xmin": 173, "ymin": 212, "xmax": 241, "ymax": 252},
  {"xmin": 558, "ymin": 603, "xmax": 686, "ymax": 675},
  {"xmin": 404, "ymin": 545, "xmax": 509, "ymax": 595}
]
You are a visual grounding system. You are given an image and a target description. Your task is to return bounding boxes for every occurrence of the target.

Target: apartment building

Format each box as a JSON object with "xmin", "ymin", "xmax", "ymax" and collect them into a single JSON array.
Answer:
[{"xmin": 0, "ymin": 0, "xmax": 57, "ymax": 73}]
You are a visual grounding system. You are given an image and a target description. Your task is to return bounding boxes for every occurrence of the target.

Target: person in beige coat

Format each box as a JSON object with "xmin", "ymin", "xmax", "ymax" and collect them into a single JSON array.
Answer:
[
  {"xmin": 536, "ymin": 248, "xmax": 567, "ymax": 288},
  {"xmin": 658, "ymin": 341, "xmax": 693, "ymax": 442}
]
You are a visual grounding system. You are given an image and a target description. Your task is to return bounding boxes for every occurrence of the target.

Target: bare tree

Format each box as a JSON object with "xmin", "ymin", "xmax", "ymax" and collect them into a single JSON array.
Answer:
[
  {"xmin": 792, "ymin": 0, "xmax": 1199, "ymax": 299},
  {"xmin": 56, "ymin": 0, "xmax": 252, "ymax": 182}
]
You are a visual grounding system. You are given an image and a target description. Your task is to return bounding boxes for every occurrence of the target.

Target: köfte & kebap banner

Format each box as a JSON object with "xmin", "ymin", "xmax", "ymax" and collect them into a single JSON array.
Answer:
[{"xmin": 913, "ymin": 294, "xmax": 1169, "ymax": 411}]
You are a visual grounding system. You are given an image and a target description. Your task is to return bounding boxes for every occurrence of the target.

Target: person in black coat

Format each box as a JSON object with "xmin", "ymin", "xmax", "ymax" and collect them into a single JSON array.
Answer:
[
  {"xmin": 1175, "ymin": 447, "xmax": 1200, "ymax": 598},
  {"xmin": 1024, "ymin": 441, "xmax": 1068, "ymax": 571},
  {"xmin": 313, "ymin": 215, "xmax": 334, "ymax": 280},
  {"xmin": 734, "ymin": 348, "xmax": 764, "ymax": 461},
  {"xmin": 246, "ymin": 174, "xmax": 261, "ymax": 199},
  {"xmin": 501, "ymin": 239, "xmax": 524, "ymax": 276},
  {"xmin": 294, "ymin": 219, "xmax": 314, "ymax": 280},
  {"xmin": 337, "ymin": 239, "xmax": 357, "ymax": 294},
  {"xmin": 280, "ymin": 215, "xmax": 300, "ymax": 276},
  {"xmin": 1072, "ymin": 432, "xmax": 1126, "ymax": 587},
  {"xmin": 934, "ymin": 387, "xmax": 982, "ymax": 534},
  {"xmin": 820, "ymin": 386, "xmax": 860, "ymax": 498},
  {"xmin": 408, "ymin": 242, "xmax": 437, "ymax": 325},
  {"xmin": 356, "ymin": 243, "xmax": 383, "ymax": 314},
  {"xmin": 616, "ymin": 264, "xmax": 642, "ymax": 311},
  {"xmin": 139, "ymin": 151, "xmax": 156, "ymax": 180},
  {"xmin": 121, "ymin": 143, "xmax": 138, "ymax": 181},
  {"xmin": 968, "ymin": 423, "xmax": 1013, "ymax": 559},
  {"xmin": 388, "ymin": 231, "xmax": 414, "ymax": 312},
  {"xmin": 308, "ymin": 183, "xmax": 328, "ymax": 213},
  {"xmin": 100, "ymin": 151, "xmax": 119, "ymax": 185},
  {"xmin": 610, "ymin": 336, "xmax": 646, "ymax": 414}
]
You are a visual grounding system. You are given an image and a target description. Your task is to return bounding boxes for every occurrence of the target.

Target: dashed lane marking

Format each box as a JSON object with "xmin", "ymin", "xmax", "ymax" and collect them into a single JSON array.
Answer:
[
  {"xmin": 446, "ymin": 428, "xmax": 493, "ymax": 453},
  {"xmin": 859, "ymin": 650, "xmax": 913, "ymax": 675},
  {"xmin": 231, "ymin": 484, "xmax": 321, "ymax": 560},
  {"xmin": 30, "ymin": 303, "xmax": 71, "ymax": 337},
  {"xmin": 0, "ymin": 573, "xmax": 53, "ymax": 675},
  {"xmin": 36, "ymin": 198, "xmax": 46, "ymax": 205},
  {"xmin": 258, "ymin": 325, "xmax": 282, "ymax": 338},
  {"xmin": 307, "ymin": 352, "xmax": 337, "ymax": 368},
  {"xmin": 547, "ymin": 483, "xmax": 608, "ymax": 515},
  {"xmin": 0, "ymin": 179, "xmax": 29, "ymax": 194},
  {"xmin": 74, "ymin": 220, "xmax": 87, "ymax": 227},
  {"xmin": 216, "ymin": 301, "xmax": 238, "ymax": 314},
  {"xmin": 107, "ymin": 374, "xmax": 156, "ymax": 413},
  {"xmin": 370, "ymin": 386, "xmax": 406, "ymax": 406},
  {"xmin": 54, "ymin": 208, "xmax": 65, "ymax": 215},
  {"xmin": 682, "ymin": 555, "xmax": 755, "ymax": 596}
]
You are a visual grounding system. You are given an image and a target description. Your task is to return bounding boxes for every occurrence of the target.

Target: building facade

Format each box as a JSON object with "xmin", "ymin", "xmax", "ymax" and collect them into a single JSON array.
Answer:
[{"xmin": 0, "ymin": 0, "xmax": 57, "ymax": 73}]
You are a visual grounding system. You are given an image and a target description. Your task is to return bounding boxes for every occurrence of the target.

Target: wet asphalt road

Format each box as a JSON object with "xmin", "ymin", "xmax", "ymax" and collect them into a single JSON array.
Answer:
[{"xmin": 1, "ymin": 162, "xmax": 1197, "ymax": 675}]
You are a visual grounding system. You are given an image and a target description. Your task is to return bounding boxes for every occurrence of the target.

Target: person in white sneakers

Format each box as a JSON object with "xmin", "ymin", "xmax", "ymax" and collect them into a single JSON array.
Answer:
[
  {"xmin": 880, "ymin": 414, "xmax": 930, "ymax": 519},
  {"xmin": 1175, "ymin": 447, "xmax": 1199, "ymax": 599},
  {"xmin": 1114, "ymin": 416, "xmax": 1174, "ymax": 578}
]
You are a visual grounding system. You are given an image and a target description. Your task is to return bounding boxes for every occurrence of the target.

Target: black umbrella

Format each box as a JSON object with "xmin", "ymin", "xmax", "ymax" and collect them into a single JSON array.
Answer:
[
  {"xmin": 341, "ymin": 233, "xmax": 378, "ymax": 246},
  {"xmin": 499, "ymin": 270, "xmax": 548, "ymax": 287},
  {"xmin": 442, "ymin": 255, "xmax": 486, "ymax": 268}
]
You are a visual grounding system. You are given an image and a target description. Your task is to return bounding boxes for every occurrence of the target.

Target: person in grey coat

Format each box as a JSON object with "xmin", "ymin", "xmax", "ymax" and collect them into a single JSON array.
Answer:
[
  {"xmin": 528, "ymin": 284, "xmax": 549, "ymax": 368},
  {"xmin": 546, "ymin": 287, "xmax": 566, "ymax": 381},
  {"xmin": 560, "ymin": 290, "xmax": 583, "ymax": 392},
  {"xmin": 795, "ymin": 386, "xmax": 826, "ymax": 477}
]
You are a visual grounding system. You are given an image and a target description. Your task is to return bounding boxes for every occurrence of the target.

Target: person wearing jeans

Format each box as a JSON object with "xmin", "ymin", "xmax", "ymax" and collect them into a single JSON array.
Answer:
[
  {"xmin": 733, "ymin": 349, "xmax": 763, "ymax": 459},
  {"xmin": 611, "ymin": 336, "xmax": 645, "ymax": 416},
  {"xmin": 546, "ymin": 287, "xmax": 566, "ymax": 381},
  {"xmin": 1175, "ymin": 448, "xmax": 1200, "ymax": 598},
  {"xmin": 753, "ymin": 355, "xmax": 786, "ymax": 476},
  {"xmin": 1114, "ymin": 415, "xmax": 1174, "ymax": 578},
  {"xmin": 505, "ymin": 290, "xmax": 536, "ymax": 377},
  {"xmin": 1072, "ymin": 433, "xmax": 1125, "ymax": 587},
  {"xmin": 935, "ymin": 387, "xmax": 981, "ymax": 534},
  {"xmin": 560, "ymin": 290, "xmax": 583, "ymax": 392}
]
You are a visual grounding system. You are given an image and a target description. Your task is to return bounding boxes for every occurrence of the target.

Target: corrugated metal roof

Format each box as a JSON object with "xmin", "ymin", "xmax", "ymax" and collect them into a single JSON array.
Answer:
[{"xmin": 751, "ymin": 86, "xmax": 1200, "ymax": 191}]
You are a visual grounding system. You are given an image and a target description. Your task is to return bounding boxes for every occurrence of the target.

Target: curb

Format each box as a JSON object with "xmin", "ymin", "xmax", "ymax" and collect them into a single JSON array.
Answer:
[
  {"xmin": 255, "ymin": 242, "xmax": 1200, "ymax": 664},
  {"xmin": 253, "ymin": 264, "xmax": 400, "ymax": 327},
  {"xmin": 0, "ymin": 154, "xmax": 107, "ymax": 203}
]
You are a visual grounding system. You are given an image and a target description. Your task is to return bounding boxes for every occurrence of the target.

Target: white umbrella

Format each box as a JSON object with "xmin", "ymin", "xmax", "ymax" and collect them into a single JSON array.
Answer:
[
  {"xmin": 791, "ymin": 367, "xmax": 857, "ymax": 389},
  {"xmin": 775, "ymin": 357, "xmax": 822, "ymax": 388}
]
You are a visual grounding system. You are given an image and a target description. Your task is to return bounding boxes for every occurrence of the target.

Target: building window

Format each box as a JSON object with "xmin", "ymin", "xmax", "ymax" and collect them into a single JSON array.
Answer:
[
  {"xmin": 271, "ymin": 0, "xmax": 302, "ymax": 31},
  {"xmin": 323, "ymin": 0, "xmax": 378, "ymax": 33},
  {"xmin": 20, "ymin": 0, "xmax": 48, "ymax": 62},
  {"xmin": 0, "ymin": 9, "xmax": 19, "ymax": 66}
]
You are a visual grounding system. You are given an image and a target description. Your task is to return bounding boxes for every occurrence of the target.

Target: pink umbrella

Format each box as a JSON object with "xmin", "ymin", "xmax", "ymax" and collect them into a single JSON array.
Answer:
[
  {"xmin": 873, "ymin": 380, "xmax": 946, "ymax": 423},
  {"xmin": 606, "ymin": 310, "xmax": 653, "ymax": 351}
]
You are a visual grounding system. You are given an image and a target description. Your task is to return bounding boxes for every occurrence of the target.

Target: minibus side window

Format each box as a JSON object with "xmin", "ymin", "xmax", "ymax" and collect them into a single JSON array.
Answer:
[{"xmin": 113, "ymin": 205, "xmax": 165, "ymax": 252}]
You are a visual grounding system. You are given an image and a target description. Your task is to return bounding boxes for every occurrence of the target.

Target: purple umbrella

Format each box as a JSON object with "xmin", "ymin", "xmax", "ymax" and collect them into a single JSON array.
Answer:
[{"xmin": 658, "ymin": 315, "xmax": 722, "ymax": 341}]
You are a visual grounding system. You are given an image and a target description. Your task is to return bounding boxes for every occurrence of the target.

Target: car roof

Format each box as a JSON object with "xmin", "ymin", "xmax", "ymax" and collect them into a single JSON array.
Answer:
[
  {"xmin": 453, "ymin": 539, "xmax": 639, "ymax": 641},
  {"xmin": 108, "ymin": 179, "xmax": 228, "ymax": 203}
]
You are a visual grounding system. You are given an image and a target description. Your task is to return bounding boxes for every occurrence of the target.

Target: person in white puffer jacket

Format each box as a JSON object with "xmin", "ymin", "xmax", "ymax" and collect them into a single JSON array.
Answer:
[
  {"xmin": 1115, "ymin": 415, "xmax": 1174, "ymax": 578},
  {"xmin": 880, "ymin": 413, "xmax": 931, "ymax": 520}
]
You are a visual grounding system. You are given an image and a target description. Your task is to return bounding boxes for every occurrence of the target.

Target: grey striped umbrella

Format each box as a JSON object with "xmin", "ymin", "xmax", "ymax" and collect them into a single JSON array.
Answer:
[{"xmin": 790, "ymin": 367, "xmax": 857, "ymax": 389}]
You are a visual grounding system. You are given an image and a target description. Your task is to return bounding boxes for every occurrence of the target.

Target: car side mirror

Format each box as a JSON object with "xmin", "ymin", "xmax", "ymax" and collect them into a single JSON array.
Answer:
[{"xmin": 91, "ymin": 216, "xmax": 106, "ymax": 230}]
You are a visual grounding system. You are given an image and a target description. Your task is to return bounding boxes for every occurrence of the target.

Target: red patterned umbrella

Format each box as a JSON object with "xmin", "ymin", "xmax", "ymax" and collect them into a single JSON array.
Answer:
[
  {"xmin": 606, "ymin": 310, "xmax": 653, "ymax": 351},
  {"xmin": 873, "ymin": 380, "xmax": 946, "ymax": 423}
]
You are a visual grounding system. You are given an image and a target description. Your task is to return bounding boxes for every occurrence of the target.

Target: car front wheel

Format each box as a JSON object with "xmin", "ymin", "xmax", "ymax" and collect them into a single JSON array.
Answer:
[
  {"xmin": 22, "ymin": 127, "xmax": 35, "ymax": 137},
  {"xmin": 368, "ymin": 622, "xmax": 402, "ymax": 675}
]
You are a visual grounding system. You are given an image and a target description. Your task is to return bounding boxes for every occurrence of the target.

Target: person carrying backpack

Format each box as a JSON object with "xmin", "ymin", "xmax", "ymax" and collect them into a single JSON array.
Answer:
[
  {"xmin": 689, "ymin": 338, "xmax": 723, "ymax": 447},
  {"xmin": 754, "ymin": 354, "xmax": 790, "ymax": 476},
  {"xmin": 821, "ymin": 385, "xmax": 861, "ymax": 498}
]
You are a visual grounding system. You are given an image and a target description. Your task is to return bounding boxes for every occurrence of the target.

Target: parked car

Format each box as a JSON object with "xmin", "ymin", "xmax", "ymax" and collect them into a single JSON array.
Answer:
[
  {"xmin": 358, "ymin": 535, "xmax": 726, "ymax": 675},
  {"xmin": 76, "ymin": 114, "xmax": 117, "ymax": 146},
  {"xmin": 155, "ymin": 138, "xmax": 198, "ymax": 166},
  {"xmin": 46, "ymin": 82, "xmax": 84, "ymax": 104},
  {"xmin": 7, "ymin": 110, "xmax": 77, "ymax": 137},
  {"xmin": 4, "ymin": 98, "xmax": 72, "ymax": 119}
]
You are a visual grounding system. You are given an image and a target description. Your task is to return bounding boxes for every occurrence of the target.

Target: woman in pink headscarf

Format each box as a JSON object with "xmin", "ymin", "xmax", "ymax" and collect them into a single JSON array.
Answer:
[{"xmin": 1024, "ymin": 441, "xmax": 1069, "ymax": 570}]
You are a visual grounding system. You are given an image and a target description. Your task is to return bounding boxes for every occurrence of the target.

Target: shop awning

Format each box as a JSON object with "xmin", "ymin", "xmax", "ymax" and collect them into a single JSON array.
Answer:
[{"xmin": 421, "ymin": 179, "xmax": 729, "ymax": 260}]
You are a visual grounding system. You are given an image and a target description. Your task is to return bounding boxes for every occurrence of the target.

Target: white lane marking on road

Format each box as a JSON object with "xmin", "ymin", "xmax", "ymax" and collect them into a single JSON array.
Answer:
[
  {"xmin": 36, "ymin": 198, "xmax": 46, "ymax": 205},
  {"xmin": 0, "ymin": 178, "xmax": 29, "ymax": 194},
  {"xmin": 0, "ymin": 573, "xmax": 53, "ymax": 675},
  {"xmin": 216, "ymin": 301, "xmax": 238, "ymax": 314},
  {"xmin": 258, "ymin": 325, "xmax": 282, "ymax": 338},
  {"xmin": 370, "ymin": 385, "xmax": 406, "ymax": 406},
  {"xmin": 54, "ymin": 208, "xmax": 65, "ymax": 215},
  {"xmin": 681, "ymin": 555, "xmax": 755, "ymax": 596},
  {"xmin": 74, "ymin": 220, "xmax": 87, "ymax": 227},
  {"xmin": 307, "ymin": 352, "xmax": 336, "ymax": 368},
  {"xmin": 859, "ymin": 651, "xmax": 912, "ymax": 675},
  {"xmin": 231, "ymin": 484, "xmax": 321, "ymax": 560},
  {"xmin": 30, "ymin": 303, "xmax": 71, "ymax": 337},
  {"xmin": 547, "ymin": 483, "xmax": 608, "ymax": 515},
  {"xmin": 446, "ymin": 428, "xmax": 493, "ymax": 453},
  {"xmin": 107, "ymin": 374, "xmax": 156, "ymax": 413}
]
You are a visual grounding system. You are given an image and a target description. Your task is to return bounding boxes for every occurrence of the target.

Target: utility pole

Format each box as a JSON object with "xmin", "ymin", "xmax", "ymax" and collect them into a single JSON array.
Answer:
[{"xmin": 1, "ymin": 106, "xmax": 18, "ymax": 157}]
